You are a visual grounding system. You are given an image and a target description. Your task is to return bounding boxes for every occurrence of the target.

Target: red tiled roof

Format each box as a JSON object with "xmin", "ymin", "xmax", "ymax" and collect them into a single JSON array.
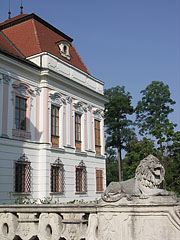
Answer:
[
  {"xmin": 0, "ymin": 14, "xmax": 29, "ymax": 27},
  {"xmin": 0, "ymin": 14, "xmax": 90, "ymax": 75},
  {"xmin": 0, "ymin": 31, "xmax": 24, "ymax": 58}
]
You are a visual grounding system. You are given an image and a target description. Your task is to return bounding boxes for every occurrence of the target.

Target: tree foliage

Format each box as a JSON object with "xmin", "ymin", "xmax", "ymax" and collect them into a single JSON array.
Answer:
[
  {"xmin": 104, "ymin": 82, "xmax": 179, "ymax": 196},
  {"xmin": 135, "ymin": 81, "xmax": 176, "ymax": 155},
  {"xmin": 123, "ymin": 137, "xmax": 160, "ymax": 180},
  {"xmin": 106, "ymin": 147, "xmax": 119, "ymax": 186},
  {"xmin": 104, "ymin": 86, "xmax": 135, "ymax": 181},
  {"xmin": 165, "ymin": 131, "xmax": 180, "ymax": 196}
]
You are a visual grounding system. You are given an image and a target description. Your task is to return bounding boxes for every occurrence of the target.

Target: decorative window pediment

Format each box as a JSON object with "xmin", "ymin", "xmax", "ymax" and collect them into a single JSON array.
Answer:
[
  {"xmin": 93, "ymin": 109, "xmax": 104, "ymax": 120},
  {"xmin": 73, "ymin": 101, "xmax": 87, "ymax": 114},
  {"xmin": 12, "ymin": 81, "xmax": 34, "ymax": 97},
  {"xmin": 58, "ymin": 40, "xmax": 71, "ymax": 60},
  {"xmin": 49, "ymin": 91, "xmax": 66, "ymax": 106}
]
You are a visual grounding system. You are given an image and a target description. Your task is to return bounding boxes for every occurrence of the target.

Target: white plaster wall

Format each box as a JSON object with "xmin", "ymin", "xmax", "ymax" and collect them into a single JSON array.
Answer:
[
  {"xmin": 0, "ymin": 136, "xmax": 105, "ymax": 203},
  {"xmin": 7, "ymin": 81, "xmax": 14, "ymax": 138},
  {"xmin": 0, "ymin": 52, "xmax": 106, "ymax": 204},
  {"xmin": 28, "ymin": 53, "xmax": 104, "ymax": 95},
  {"xmin": 0, "ymin": 74, "xmax": 3, "ymax": 136}
]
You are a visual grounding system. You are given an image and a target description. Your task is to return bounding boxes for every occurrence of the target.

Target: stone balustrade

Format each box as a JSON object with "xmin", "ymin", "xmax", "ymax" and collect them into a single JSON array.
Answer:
[{"xmin": 0, "ymin": 196, "xmax": 180, "ymax": 240}]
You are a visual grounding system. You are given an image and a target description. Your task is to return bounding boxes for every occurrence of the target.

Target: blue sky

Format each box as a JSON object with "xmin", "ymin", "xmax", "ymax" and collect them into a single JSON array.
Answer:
[{"xmin": 1, "ymin": 0, "xmax": 179, "ymax": 130}]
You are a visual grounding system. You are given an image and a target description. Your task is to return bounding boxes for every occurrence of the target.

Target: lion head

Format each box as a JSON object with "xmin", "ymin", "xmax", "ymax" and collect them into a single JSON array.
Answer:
[{"xmin": 135, "ymin": 155, "xmax": 165, "ymax": 189}]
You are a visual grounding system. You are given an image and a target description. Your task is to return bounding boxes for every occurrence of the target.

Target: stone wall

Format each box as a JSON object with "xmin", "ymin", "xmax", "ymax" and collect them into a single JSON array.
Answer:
[{"xmin": 0, "ymin": 196, "xmax": 180, "ymax": 240}]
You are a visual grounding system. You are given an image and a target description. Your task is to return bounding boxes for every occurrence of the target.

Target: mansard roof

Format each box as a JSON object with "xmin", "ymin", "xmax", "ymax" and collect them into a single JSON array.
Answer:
[{"xmin": 0, "ymin": 13, "xmax": 90, "ymax": 74}]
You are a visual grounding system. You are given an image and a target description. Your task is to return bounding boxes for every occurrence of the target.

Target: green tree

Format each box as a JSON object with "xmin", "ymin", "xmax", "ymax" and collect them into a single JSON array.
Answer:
[
  {"xmin": 123, "ymin": 137, "xmax": 160, "ymax": 180},
  {"xmin": 135, "ymin": 81, "xmax": 176, "ymax": 157},
  {"xmin": 104, "ymin": 86, "xmax": 135, "ymax": 181},
  {"xmin": 166, "ymin": 131, "xmax": 180, "ymax": 196},
  {"xmin": 106, "ymin": 147, "xmax": 119, "ymax": 186}
]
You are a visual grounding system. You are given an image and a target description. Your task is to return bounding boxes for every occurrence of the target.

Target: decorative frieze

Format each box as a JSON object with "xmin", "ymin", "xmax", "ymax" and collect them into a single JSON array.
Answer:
[
  {"xmin": 2, "ymin": 74, "xmax": 11, "ymax": 85},
  {"xmin": 34, "ymin": 87, "xmax": 41, "ymax": 96},
  {"xmin": 67, "ymin": 96, "xmax": 72, "ymax": 104}
]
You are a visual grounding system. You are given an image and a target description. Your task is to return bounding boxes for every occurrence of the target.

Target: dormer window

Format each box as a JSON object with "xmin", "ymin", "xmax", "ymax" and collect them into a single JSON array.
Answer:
[{"xmin": 58, "ymin": 41, "xmax": 71, "ymax": 60}]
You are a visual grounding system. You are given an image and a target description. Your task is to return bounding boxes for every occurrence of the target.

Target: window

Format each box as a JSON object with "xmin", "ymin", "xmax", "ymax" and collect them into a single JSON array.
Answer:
[
  {"xmin": 51, "ymin": 105, "xmax": 59, "ymax": 147},
  {"xmin": 75, "ymin": 113, "xmax": 81, "ymax": 151},
  {"xmin": 12, "ymin": 81, "xmax": 33, "ymax": 140},
  {"xmin": 96, "ymin": 169, "xmax": 104, "ymax": 192},
  {"xmin": 95, "ymin": 120, "xmax": 101, "ymax": 155},
  {"xmin": 50, "ymin": 158, "xmax": 64, "ymax": 193},
  {"xmin": 15, "ymin": 154, "xmax": 31, "ymax": 193},
  {"xmin": 15, "ymin": 96, "xmax": 27, "ymax": 130},
  {"xmin": 76, "ymin": 161, "xmax": 87, "ymax": 193},
  {"xmin": 58, "ymin": 41, "xmax": 70, "ymax": 60}
]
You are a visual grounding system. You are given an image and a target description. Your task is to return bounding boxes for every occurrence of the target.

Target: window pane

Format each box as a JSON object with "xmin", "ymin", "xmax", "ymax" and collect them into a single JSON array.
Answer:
[
  {"xmin": 20, "ymin": 98, "xmax": 26, "ymax": 110},
  {"xmin": 15, "ymin": 109, "xmax": 19, "ymax": 119},
  {"xmin": 15, "ymin": 97, "xmax": 26, "ymax": 130},
  {"xmin": 15, "ymin": 119, "xmax": 19, "ymax": 129},
  {"xmin": 20, "ymin": 119, "xmax": 25, "ymax": 130},
  {"xmin": 15, "ymin": 97, "xmax": 19, "ymax": 108},
  {"xmin": 51, "ymin": 105, "xmax": 59, "ymax": 139}
]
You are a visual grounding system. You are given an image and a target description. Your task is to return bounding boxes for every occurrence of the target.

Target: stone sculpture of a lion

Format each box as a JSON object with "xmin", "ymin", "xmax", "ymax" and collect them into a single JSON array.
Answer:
[{"xmin": 102, "ymin": 154, "xmax": 174, "ymax": 202}]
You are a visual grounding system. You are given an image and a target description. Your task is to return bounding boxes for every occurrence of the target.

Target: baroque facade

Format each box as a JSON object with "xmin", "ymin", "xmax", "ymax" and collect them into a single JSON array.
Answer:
[{"xmin": 0, "ymin": 13, "xmax": 107, "ymax": 203}]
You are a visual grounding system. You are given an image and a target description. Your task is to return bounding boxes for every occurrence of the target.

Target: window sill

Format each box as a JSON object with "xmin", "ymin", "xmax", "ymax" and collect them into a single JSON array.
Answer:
[
  {"xmin": 75, "ymin": 151, "xmax": 87, "ymax": 156},
  {"xmin": 95, "ymin": 154, "xmax": 105, "ymax": 159},
  {"xmin": 50, "ymin": 192, "xmax": 64, "ymax": 195},
  {"xmin": 75, "ymin": 192, "xmax": 87, "ymax": 195},
  {"xmin": 51, "ymin": 146, "xmax": 65, "ymax": 152},
  {"xmin": 12, "ymin": 192, "xmax": 31, "ymax": 196},
  {"xmin": 96, "ymin": 191, "xmax": 104, "ymax": 194}
]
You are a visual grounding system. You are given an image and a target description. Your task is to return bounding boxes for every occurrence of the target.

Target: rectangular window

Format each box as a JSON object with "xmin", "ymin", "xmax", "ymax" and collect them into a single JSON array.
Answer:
[
  {"xmin": 51, "ymin": 105, "xmax": 59, "ymax": 147},
  {"xmin": 51, "ymin": 164, "xmax": 64, "ymax": 193},
  {"xmin": 15, "ymin": 96, "xmax": 27, "ymax": 130},
  {"xmin": 76, "ymin": 167, "xmax": 86, "ymax": 193},
  {"xmin": 95, "ymin": 120, "xmax": 101, "ymax": 155},
  {"xmin": 96, "ymin": 169, "xmax": 104, "ymax": 192},
  {"xmin": 75, "ymin": 113, "xmax": 81, "ymax": 151},
  {"xmin": 15, "ymin": 161, "xmax": 31, "ymax": 193}
]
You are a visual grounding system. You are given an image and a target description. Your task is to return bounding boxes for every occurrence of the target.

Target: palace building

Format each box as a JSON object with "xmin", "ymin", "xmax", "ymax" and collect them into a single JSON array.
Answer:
[{"xmin": 0, "ymin": 13, "xmax": 107, "ymax": 203}]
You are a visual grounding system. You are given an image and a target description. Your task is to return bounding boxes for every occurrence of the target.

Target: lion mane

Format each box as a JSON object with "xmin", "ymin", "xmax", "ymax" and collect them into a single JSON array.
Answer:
[{"xmin": 101, "ymin": 154, "xmax": 172, "ymax": 202}]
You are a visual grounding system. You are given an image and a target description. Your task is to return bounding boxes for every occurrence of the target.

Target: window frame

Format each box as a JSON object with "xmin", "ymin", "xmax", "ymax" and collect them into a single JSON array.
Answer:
[
  {"xmin": 51, "ymin": 105, "xmax": 60, "ymax": 147},
  {"xmin": 15, "ymin": 96, "xmax": 27, "ymax": 131},
  {"xmin": 14, "ymin": 154, "xmax": 31, "ymax": 194},
  {"xmin": 50, "ymin": 158, "xmax": 64, "ymax": 194},
  {"xmin": 75, "ymin": 161, "xmax": 87, "ymax": 194},
  {"xmin": 96, "ymin": 169, "xmax": 104, "ymax": 193},
  {"xmin": 94, "ymin": 119, "xmax": 101, "ymax": 155},
  {"xmin": 75, "ymin": 113, "xmax": 82, "ymax": 151},
  {"xmin": 12, "ymin": 81, "xmax": 33, "ymax": 140}
]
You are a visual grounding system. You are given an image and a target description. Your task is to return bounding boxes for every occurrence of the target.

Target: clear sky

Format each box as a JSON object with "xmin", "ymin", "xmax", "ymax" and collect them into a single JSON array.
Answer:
[{"xmin": 1, "ymin": 0, "xmax": 179, "ymax": 130}]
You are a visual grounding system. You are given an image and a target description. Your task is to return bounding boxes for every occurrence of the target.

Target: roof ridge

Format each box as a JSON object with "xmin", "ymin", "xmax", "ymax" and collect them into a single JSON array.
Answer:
[
  {"xmin": 0, "ymin": 13, "xmax": 73, "ymax": 43},
  {"xmin": 0, "ymin": 31, "xmax": 25, "ymax": 58},
  {"xmin": 72, "ymin": 44, "xmax": 90, "ymax": 75},
  {"xmin": 32, "ymin": 19, "xmax": 42, "ymax": 53}
]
